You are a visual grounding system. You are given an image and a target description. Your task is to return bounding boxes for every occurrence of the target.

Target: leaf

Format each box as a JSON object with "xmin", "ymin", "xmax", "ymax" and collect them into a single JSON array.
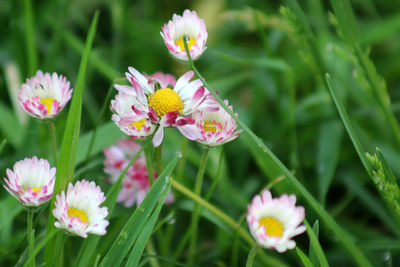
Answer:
[
  {"xmin": 296, "ymin": 247, "xmax": 315, "ymax": 267},
  {"xmin": 43, "ymin": 10, "xmax": 99, "ymax": 266},
  {"xmin": 99, "ymin": 152, "xmax": 180, "ymax": 267},
  {"xmin": 305, "ymin": 220, "xmax": 329, "ymax": 267}
]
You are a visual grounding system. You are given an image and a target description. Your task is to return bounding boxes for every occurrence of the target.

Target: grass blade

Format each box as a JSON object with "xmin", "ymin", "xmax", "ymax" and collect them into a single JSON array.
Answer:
[
  {"xmin": 23, "ymin": 0, "xmax": 38, "ymax": 76},
  {"xmin": 43, "ymin": 10, "xmax": 99, "ymax": 266},
  {"xmin": 305, "ymin": 220, "xmax": 329, "ymax": 267},
  {"xmin": 99, "ymin": 152, "xmax": 180, "ymax": 267},
  {"xmin": 124, "ymin": 182, "xmax": 172, "ymax": 267},
  {"xmin": 296, "ymin": 247, "xmax": 314, "ymax": 267}
]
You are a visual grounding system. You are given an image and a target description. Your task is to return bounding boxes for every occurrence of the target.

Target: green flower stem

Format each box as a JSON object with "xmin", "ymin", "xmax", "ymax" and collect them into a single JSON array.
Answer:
[
  {"xmin": 183, "ymin": 39, "xmax": 373, "ymax": 267},
  {"xmin": 187, "ymin": 146, "xmax": 209, "ymax": 264},
  {"xmin": 23, "ymin": 0, "xmax": 38, "ymax": 76},
  {"xmin": 154, "ymin": 144, "xmax": 163, "ymax": 174},
  {"xmin": 27, "ymin": 209, "xmax": 36, "ymax": 267},
  {"xmin": 171, "ymin": 179, "xmax": 287, "ymax": 267},
  {"xmin": 144, "ymin": 140, "xmax": 155, "ymax": 184},
  {"xmin": 246, "ymin": 245, "xmax": 260, "ymax": 267},
  {"xmin": 48, "ymin": 120, "xmax": 58, "ymax": 166}
]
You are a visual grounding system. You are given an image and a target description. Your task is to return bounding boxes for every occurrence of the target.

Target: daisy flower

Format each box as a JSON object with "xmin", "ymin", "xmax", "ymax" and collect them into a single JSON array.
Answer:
[
  {"xmin": 104, "ymin": 139, "xmax": 174, "ymax": 207},
  {"xmin": 3, "ymin": 156, "xmax": 56, "ymax": 207},
  {"xmin": 179, "ymin": 93, "xmax": 242, "ymax": 146},
  {"xmin": 161, "ymin": 9, "xmax": 208, "ymax": 61},
  {"xmin": 113, "ymin": 67, "xmax": 214, "ymax": 146},
  {"xmin": 246, "ymin": 190, "xmax": 306, "ymax": 253},
  {"xmin": 52, "ymin": 180, "xmax": 109, "ymax": 238},
  {"xmin": 18, "ymin": 70, "xmax": 73, "ymax": 119}
]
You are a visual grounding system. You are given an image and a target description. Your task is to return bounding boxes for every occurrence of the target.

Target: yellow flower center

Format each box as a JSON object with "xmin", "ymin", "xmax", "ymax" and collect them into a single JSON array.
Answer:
[
  {"xmin": 40, "ymin": 97, "xmax": 54, "ymax": 115},
  {"xmin": 68, "ymin": 207, "xmax": 88, "ymax": 224},
  {"xmin": 148, "ymin": 88, "xmax": 183, "ymax": 117},
  {"xmin": 25, "ymin": 186, "xmax": 42, "ymax": 193},
  {"xmin": 129, "ymin": 119, "xmax": 146, "ymax": 130},
  {"xmin": 175, "ymin": 36, "xmax": 197, "ymax": 52},
  {"xmin": 259, "ymin": 217, "xmax": 283, "ymax": 238},
  {"xmin": 203, "ymin": 121, "xmax": 221, "ymax": 133}
]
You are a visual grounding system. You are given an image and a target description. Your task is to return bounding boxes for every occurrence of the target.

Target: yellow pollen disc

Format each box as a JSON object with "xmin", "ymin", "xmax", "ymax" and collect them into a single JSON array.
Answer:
[
  {"xmin": 259, "ymin": 217, "xmax": 283, "ymax": 238},
  {"xmin": 129, "ymin": 119, "xmax": 146, "ymax": 130},
  {"xmin": 68, "ymin": 207, "xmax": 88, "ymax": 224},
  {"xmin": 40, "ymin": 97, "xmax": 54, "ymax": 115},
  {"xmin": 175, "ymin": 36, "xmax": 197, "ymax": 52},
  {"xmin": 25, "ymin": 186, "xmax": 42, "ymax": 193},
  {"xmin": 203, "ymin": 121, "xmax": 219, "ymax": 133},
  {"xmin": 148, "ymin": 88, "xmax": 183, "ymax": 117}
]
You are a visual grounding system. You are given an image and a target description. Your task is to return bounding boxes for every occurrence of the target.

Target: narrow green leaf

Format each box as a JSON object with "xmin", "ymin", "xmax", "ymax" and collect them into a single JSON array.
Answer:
[
  {"xmin": 23, "ymin": 0, "xmax": 38, "ymax": 76},
  {"xmin": 325, "ymin": 73, "xmax": 372, "ymax": 175},
  {"xmin": 309, "ymin": 220, "xmax": 319, "ymax": 266},
  {"xmin": 124, "ymin": 182, "xmax": 172, "ymax": 267},
  {"xmin": 75, "ymin": 146, "xmax": 144, "ymax": 267},
  {"xmin": 296, "ymin": 247, "xmax": 315, "ymax": 267},
  {"xmin": 305, "ymin": 220, "xmax": 329, "ymax": 267},
  {"xmin": 329, "ymin": 0, "xmax": 360, "ymax": 45},
  {"xmin": 99, "ymin": 153, "xmax": 180, "ymax": 267},
  {"xmin": 44, "ymin": 10, "xmax": 99, "ymax": 266},
  {"xmin": 245, "ymin": 246, "xmax": 260, "ymax": 267}
]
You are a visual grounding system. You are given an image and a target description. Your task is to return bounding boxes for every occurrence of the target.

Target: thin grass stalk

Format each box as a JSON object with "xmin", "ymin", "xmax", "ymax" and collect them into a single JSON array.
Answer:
[
  {"xmin": 246, "ymin": 245, "xmax": 260, "ymax": 267},
  {"xmin": 23, "ymin": 0, "xmax": 38, "ymax": 76},
  {"xmin": 27, "ymin": 209, "xmax": 35, "ymax": 267},
  {"xmin": 171, "ymin": 179, "xmax": 288, "ymax": 267},
  {"xmin": 183, "ymin": 38, "xmax": 373, "ymax": 267},
  {"xmin": 144, "ymin": 140, "xmax": 155, "ymax": 184},
  {"xmin": 47, "ymin": 120, "xmax": 58, "ymax": 166},
  {"xmin": 187, "ymin": 146, "xmax": 209, "ymax": 264}
]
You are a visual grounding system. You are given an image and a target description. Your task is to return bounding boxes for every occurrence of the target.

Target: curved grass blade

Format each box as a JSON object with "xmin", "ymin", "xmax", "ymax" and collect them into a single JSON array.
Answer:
[
  {"xmin": 99, "ymin": 153, "xmax": 180, "ymax": 267},
  {"xmin": 296, "ymin": 247, "xmax": 314, "ymax": 267},
  {"xmin": 305, "ymin": 220, "xmax": 329, "ymax": 267},
  {"xmin": 43, "ymin": 10, "xmax": 99, "ymax": 266},
  {"xmin": 124, "ymin": 182, "xmax": 172, "ymax": 267}
]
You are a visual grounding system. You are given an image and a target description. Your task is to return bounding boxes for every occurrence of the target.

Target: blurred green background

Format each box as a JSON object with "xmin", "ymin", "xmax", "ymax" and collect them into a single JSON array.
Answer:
[{"xmin": 2, "ymin": 0, "xmax": 400, "ymax": 266}]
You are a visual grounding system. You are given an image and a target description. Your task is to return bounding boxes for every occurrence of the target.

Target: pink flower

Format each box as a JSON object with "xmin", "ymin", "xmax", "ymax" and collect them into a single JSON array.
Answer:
[
  {"xmin": 161, "ymin": 9, "xmax": 208, "ymax": 61},
  {"xmin": 18, "ymin": 70, "xmax": 73, "ymax": 119},
  {"xmin": 178, "ymin": 93, "xmax": 242, "ymax": 146},
  {"xmin": 247, "ymin": 190, "xmax": 306, "ymax": 253},
  {"xmin": 52, "ymin": 180, "xmax": 109, "ymax": 238},
  {"xmin": 104, "ymin": 139, "xmax": 174, "ymax": 207},
  {"xmin": 112, "ymin": 67, "xmax": 214, "ymax": 146},
  {"xmin": 3, "ymin": 156, "xmax": 56, "ymax": 207}
]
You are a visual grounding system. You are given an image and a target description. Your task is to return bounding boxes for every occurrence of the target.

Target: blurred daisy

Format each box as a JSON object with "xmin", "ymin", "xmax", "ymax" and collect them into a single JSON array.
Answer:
[
  {"xmin": 104, "ymin": 139, "xmax": 174, "ymax": 207},
  {"xmin": 52, "ymin": 180, "xmax": 109, "ymax": 238},
  {"xmin": 113, "ymin": 67, "xmax": 213, "ymax": 146},
  {"xmin": 247, "ymin": 190, "xmax": 306, "ymax": 253},
  {"xmin": 161, "ymin": 9, "xmax": 208, "ymax": 61},
  {"xmin": 3, "ymin": 156, "xmax": 56, "ymax": 207},
  {"xmin": 18, "ymin": 70, "xmax": 73, "ymax": 119},
  {"xmin": 179, "ymin": 94, "xmax": 242, "ymax": 146}
]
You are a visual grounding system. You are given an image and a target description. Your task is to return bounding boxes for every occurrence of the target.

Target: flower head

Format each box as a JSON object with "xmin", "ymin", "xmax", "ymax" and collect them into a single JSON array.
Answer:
[
  {"xmin": 161, "ymin": 9, "xmax": 208, "ymax": 61},
  {"xmin": 3, "ymin": 156, "xmax": 56, "ymax": 207},
  {"xmin": 52, "ymin": 180, "xmax": 109, "ymax": 238},
  {"xmin": 179, "ymin": 93, "xmax": 242, "ymax": 146},
  {"xmin": 247, "ymin": 190, "xmax": 306, "ymax": 253},
  {"xmin": 112, "ymin": 67, "xmax": 214, "ymax": 146},
  {"xmin": 18, "ymin": 70, "xmax": 73, "ymax": 119},
  {"xmin": 104, "ymin": 139, "xmax": 174, "ymax": 207}
]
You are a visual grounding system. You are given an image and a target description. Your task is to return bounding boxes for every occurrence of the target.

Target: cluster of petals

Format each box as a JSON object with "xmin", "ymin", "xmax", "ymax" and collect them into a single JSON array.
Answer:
[
  {"xmin": 52, "ymin": 180, "xmax": 109, "ymax": 238},
  {"xmin": 246, "ymin": 190, "xmax": 306, "ymax": 253},
  {"xmin": 179, "ymin": 93, "xmax": 242, "ymax": 146},
  {"xmin": 104, "ymin": 139, "xmax": 174, "ymax": 207},
  {"xmin": 18, "ymin": 70, "xmax": 73, "ymax": 119},
  {"xmin": 161, "ymin": 9, "xmax": 208, "ymax": 61},
  {"xmin": 3, "ymin": 156, "xmax": 56, "ymax": 207},
  {"xmin": 112, "ymin": 67, "xmax": 215, "ymax": 146}
]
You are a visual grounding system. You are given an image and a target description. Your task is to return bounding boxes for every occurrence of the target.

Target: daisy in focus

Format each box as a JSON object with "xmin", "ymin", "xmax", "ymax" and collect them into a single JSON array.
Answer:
[
  {"xmin": 52, "ymin": 180, "xmax": 109, "ymax": 238},
  {"xmin": 179, "ymin": 93, "xmax": 242, "ymax": 146},
  {"xmin": 104, "ymin": 139, "xmax": 174, "ymax": 207},
  {"xmin": 112, "ymin": 67, "xmax": 213, "ymax": 146},
  {"xmin": 247, "ymin": 190, "xmax": 306, "ymax": 253},
  {"xmin": 18, "ymin": 70, "xmax": 73, "ymax": 119},
  {"xmin": 161, "ymin": 9, "xmax": 208, "ymax": 61},
  {"xmin": 3, "ymin": 156, "xmax": 56, "ymax": 207}
]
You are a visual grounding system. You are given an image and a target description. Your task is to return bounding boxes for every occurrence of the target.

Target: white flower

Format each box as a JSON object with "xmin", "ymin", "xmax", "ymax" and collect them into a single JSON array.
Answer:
[
  {"xmin": 52, "ymin": 180, "xmax": 109, "ymax": 238},
  {"xmin": 18, "ymin": 70, "xmax": 73, "ymax": 119},
  {"xmin": 161, "ymin": 9, "xmax": 208, "ymax": 61},
  {"xmin": 247, "ymin": 190, "xmax": 306, "ymax": 253},
  {"xmin": 3, "ymin": 156, "xmax": 56, "ymax": 207}
]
